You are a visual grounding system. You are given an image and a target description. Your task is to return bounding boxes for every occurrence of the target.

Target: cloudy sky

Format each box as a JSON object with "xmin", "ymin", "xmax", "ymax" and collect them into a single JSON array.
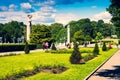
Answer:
[{"xmin": 0, "ymin": 0, "xmax": 112, "ymax": 25}]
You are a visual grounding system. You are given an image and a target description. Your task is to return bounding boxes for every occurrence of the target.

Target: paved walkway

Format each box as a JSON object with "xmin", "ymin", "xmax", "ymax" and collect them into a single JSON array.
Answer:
[
  {"xmin": 86, "ymin": 50, "xmax": 120, "ymax": 80},
  {"xmin": 0, "ymin": 49, "xmax": 44, "ymax": 56}
]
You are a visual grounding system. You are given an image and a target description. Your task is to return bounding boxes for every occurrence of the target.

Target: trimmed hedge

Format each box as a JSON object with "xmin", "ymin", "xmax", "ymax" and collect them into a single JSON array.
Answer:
[{"xmin": 0, "ymin": 44, "xmax": 36, "ymax": 52}]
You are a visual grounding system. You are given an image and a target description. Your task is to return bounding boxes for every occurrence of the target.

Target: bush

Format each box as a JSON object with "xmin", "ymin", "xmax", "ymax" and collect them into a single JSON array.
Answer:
[
  {"xmin": 82, "ymin": 53, "xmax": 95, "ymax": 62},
  {"xmin": 51, "ymin": 43, "xmax": 57, "ymax": 50},
  {"xmin": 0, "ymin": 44, "xmax": 36, "ymax": 52},
  {"xmin": 102, "ymin": 42, "xmax": 107, "ymax": 51},
  {"xmin": 36, "ymin": 44, "xmax": 42, "ymax": 49},
  {"xmin": 70, "ymin": 41, "xmax": 82, "ymax": 64},
  {"xmin": 24, "ymin": 41, "xmax": 30, "ymax": 54},
  {"xmin": 93, "ymin": 43, "xmax": 99, "ymax": 56}
]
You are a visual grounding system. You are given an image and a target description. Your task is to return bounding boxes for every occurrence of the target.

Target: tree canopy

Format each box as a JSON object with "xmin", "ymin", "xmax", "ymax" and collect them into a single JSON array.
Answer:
[
  {"xmin": 30, "ymin": 24, "xmax": 52, "ymax": 43},
  {"xmin": 0, "ymin": 21, "xmax": 25, "ymax": 43},
  {"xmin": 107, "ymin": 0, "xmax": 120, "ymax": 37}
]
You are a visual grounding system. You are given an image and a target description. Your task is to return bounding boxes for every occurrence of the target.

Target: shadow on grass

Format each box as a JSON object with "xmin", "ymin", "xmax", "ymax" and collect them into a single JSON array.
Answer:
[{"xmin": 96, "ymin": 66, "xmax": 120, "ymax": 79}]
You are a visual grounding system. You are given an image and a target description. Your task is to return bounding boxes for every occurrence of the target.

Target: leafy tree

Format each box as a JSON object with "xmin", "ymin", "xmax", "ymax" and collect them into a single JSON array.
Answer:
[
  {"xmin": 95, "ymin": 32, "xmax": 103, "ymax": 41},
  {"xmin": 93, "ymin": 43, "xmax": 99, "ymax": 56},
  {"xmin": 49, "ymin": 23, "xmax": 63, "ymax": 42},
  {"xmin": 74, "ymin": 30, "xmax": 84, "ymax": 44},
  {"xmin": 2, "ymin": 21, "xmax": 24, "ymax": 43},
  {"xmin": 24, "ymin": 41, "xmax": 30, "ymax": 54},
  {"xmin": 0, "ymin": 23, "xmax": 4, "ymax": 36},
  {"xmin": 30, "ymin": 24, "xmax": 52, "ymax": 44},
  {"xmin": 102, "ymin": 42, "xmax": 107, "ymax": 51},
  {"xmin": 107, "ymin": 0, "xmax": 120, "ymax": 37},
  {"xmin": 56, "ymin": 28, "xmax": 66, "ymax": 43},
  {"xmin": 102, "ymin": 23, "xmax": 113, "ymax": 37},
  {"xmin": 91, "ymin": 21, "xmax": 98, "ymax": 38},
  {"xmin": 70, "ymin": 40, "xmax": 82, "ymax": 64},
  {"xmin": 69, "ymin": 21, "xmax": 81, "ymax": 38}
]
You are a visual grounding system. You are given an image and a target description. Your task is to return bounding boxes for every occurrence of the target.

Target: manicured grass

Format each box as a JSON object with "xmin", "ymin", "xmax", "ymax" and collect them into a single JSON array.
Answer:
[{"xmin": 0, "ymin": 48, "xmax": 118, "ymax": 80}]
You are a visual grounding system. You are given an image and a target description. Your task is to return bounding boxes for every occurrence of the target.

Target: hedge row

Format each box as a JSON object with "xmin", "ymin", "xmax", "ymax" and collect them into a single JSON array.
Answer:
[{"xmin": 0, "ymin": 44, "xmax": 36, "ymax": 52}]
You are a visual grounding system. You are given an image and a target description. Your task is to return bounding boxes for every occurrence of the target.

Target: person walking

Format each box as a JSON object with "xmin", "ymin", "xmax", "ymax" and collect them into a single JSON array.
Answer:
[
  {"xmin": 42, "ymin": 42, "xmax": 45, "ymax": 50},
  {"xmin": 45, "ymin": 42, "xmax": 49, "ymax": 50}
]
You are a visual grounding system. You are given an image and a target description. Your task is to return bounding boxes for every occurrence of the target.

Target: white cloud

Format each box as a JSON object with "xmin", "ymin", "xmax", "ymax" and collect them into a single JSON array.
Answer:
[
  {"xmin": 9, "ymin": 4, "xmax": 17, "ymax": 11},
  {"xmin": 0, "ymin": 0, "xmax": 56, "ymax": 25},
  {"xmin": 92, "ymin": 11, "xmax": 112, "ymax": 23},
  {"xmin": 31, "ymin": 11, "xmax": 55, "ymax": 24},
  {"xmin": 0, "ymin": 6, "xmax": 8, "ymax": 11},
  {"xmin": 33, "ymin": 0, "xmax": 55, "ymax": 6},
  {"xmin": 0, "ymin": 11, "xmax": 27, "ymax": 24},
  {"xmin": 20, "ymin": 3, "xmax": 32, "ymax": 9},
  {"xmin": 30, "ymin": 0, "xmax": 56, "ymax": 24},
  {"xmin": 91, "ymin": 6, "xmax": 97, "ymax": 9},
  {"xmin": 29, "ymin": 0, "xmax": 34, "ymax": 2},
  {"xmin": 41, "ymin": 0, "xmax": 55, "ymax": 6},
  {"xmin": 40, "ymin": 6, "xmax": 56, "ymax": 13},
  {"xmin": 55, "ymin": 13, "xmax": 80, "ymax": 24}
]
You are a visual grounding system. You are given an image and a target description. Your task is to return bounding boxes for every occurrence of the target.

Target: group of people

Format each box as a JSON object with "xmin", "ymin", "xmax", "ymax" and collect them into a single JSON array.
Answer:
[{"xmin": 42, "ymin": 42, "xmax": 49, "ymax": 50}]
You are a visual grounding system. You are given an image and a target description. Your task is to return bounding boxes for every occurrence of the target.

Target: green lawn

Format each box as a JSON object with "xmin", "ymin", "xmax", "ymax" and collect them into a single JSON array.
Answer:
[{"xmin": 0, "ymin": 48, "xmax": 118, "ymax": 80}]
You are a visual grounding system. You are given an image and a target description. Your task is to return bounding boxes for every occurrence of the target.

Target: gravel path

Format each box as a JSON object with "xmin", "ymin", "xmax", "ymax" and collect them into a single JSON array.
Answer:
[{"xmin": 86, "ymin": 50, "xmax": 120, "ymax": 80}]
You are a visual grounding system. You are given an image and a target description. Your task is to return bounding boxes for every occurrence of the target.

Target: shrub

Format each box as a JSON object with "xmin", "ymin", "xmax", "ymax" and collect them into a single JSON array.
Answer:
[
  {"xmin": 82, "ymin": 53, "xmax": 95, "ymax": 62},
  {"xmin": 51, "ymin": 43, "xmax": 57, "ymax": 50},
  {"xmin": 0, "ymin": 44, "xmax": 36, "ymax": 52},
  {"xmin": 102, "ymin": 42, "xmax": 107, "ymax": 51},
  {"xmin": 93, "ymin": 42, "xmax": 99, "ymax": 56},
  {"xmin": 24, "ymin": 41, "xmax": 30, "ymax": 54},
  {"xmin": 70, "ymin": 41, "xmax": 82, "ymax": 64},
  {"xmin": 36, "ymin": 44, "xmax": 42, "ymax": 49}
]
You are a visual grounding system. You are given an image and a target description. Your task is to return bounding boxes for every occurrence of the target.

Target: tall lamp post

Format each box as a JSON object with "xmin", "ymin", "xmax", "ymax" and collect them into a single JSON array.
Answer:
[{"xmin": 26, "ymin": 15, "xmax": 32, "ymax": 42}]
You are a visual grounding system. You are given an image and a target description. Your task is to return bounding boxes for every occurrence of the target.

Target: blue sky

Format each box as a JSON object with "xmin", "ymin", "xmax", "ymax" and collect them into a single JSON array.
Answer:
[{"xmin": 0, "ymin": 0, "xmax": 112, "ymax": 24}]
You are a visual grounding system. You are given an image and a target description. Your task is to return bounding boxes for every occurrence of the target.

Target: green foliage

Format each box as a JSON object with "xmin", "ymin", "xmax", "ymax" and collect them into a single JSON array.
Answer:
[
  {"xmin": 30, "ymin": 24, "xmax": 52, "ymax": 43},
  {"xmin": 0, "ymin": 44, "xmax": 36, "ymax": 52},
  {"xmin": 24, "ymin": 41, "xmax": 30, "ymax": 54},
  {"xmin": 82, "ymin": 53, "xmax": 95, "ymax": 62},
  {"xmin": 46, "ymin": 48, "xmax": 93, "ymax": 54},
  {"xmin": 70, "ymin": 41, "xmax": 82, "ymax": 64},
  {"xmin": 56, "ymin": 28, "xmax": 66, "ymax": 43},
  {"xmin": 49, "ymin": 23, "xmax": 65, "ymax": 42},
  {"xmin": 51, "ymin": 43, "xmax": 57, "ymax": 50},
  {"xmin": 69, "ymin": 18, "xmax": 94, "ymax": 40},
  {"xmin": 93, "ymin": 43, "xmax": 99, "ymax": 56},
  {"xmin": 107, "ymin": 0, "xmax": 120, "ymax": 37},
  {"xmin": 36, "ymin": 44, "xmax": 42, "ymax": 49},
  {"xmin": 102, "ymin": 42, "xmax": 107, "ymax": 51},
  {"xmin": 74, "ymin": 30, "xmax": 84, "ymax": 44},
  {"xmin": 95, "ymin": 32, "xmax": 103, "ymax": 41},
  {"xmin": 0, "ymin": 21, "xmax": 25, "ymax": 43}
]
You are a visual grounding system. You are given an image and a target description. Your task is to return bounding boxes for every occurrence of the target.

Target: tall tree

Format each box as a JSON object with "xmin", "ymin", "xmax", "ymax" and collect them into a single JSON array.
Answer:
[
  {"xmin": 30, "ymin": 24, "xmax": 52, "ymax": 43},
  {"xmin": 49, "ymin": 23, "xmax": 64, "ymax": 42},
  {"xmin": 3, "ymin": 21, "xmax": 23, "ymax": 43},
  {"xmin": 74, "ymin": 30, "xmax": 84, "ymax": 44},
  {"xmin": 107, "ymin": 0, "xmax": 120, "ymax": 37}
]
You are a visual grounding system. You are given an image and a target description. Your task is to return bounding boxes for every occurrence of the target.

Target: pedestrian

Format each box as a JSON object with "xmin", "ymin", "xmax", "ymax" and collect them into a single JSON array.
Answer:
[
  {"xmin": 116, "ymin": 42, "xmax": 119, "ymax": 48},
  {"xmin": 42, "ymin": 42, "xmax": 45, "ymax": 50},
  {"xmin": 45, "ymin": 42, "xmax": 49, "ymax": 50}
]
